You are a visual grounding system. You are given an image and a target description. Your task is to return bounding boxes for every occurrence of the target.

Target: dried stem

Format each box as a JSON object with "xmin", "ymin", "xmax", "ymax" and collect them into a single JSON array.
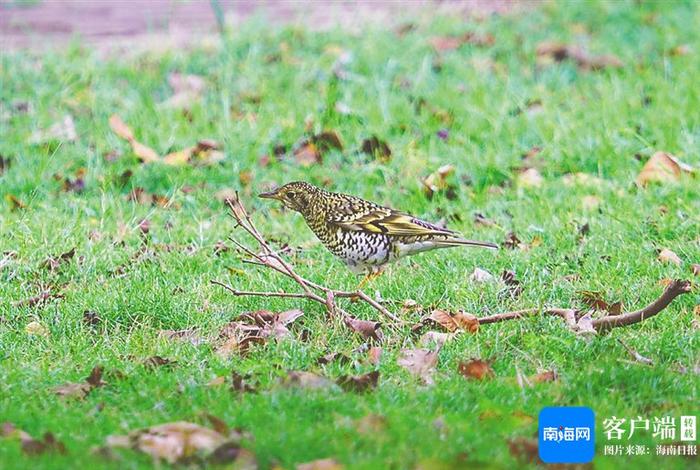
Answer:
[
  {"xmin": 476, "ymin": 280, "xmax": 691, "ymax": 333},
  {"xmin": 213, "ymin": 194, "xmax": 691, "ymax": 335}
]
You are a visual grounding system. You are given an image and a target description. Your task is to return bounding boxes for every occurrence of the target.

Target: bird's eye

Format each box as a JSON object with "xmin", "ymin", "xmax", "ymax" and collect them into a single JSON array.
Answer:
[{"xmin": 287, "ymin": 191, "xmax": 296, "ymax": 199}]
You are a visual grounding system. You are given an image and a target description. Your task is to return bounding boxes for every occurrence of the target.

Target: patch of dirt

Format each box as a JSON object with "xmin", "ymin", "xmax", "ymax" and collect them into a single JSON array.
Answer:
[{"xmin": 1, "ymin": 0, "xmax": 523, "ymax": 51}]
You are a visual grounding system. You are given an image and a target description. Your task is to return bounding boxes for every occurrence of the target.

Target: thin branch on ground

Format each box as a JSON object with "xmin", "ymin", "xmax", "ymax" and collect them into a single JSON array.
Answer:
[
  {"xmin": 212, "ymin": 194, "xmax": 692, "ymax": 335},
  {"xmin": 476, "ymin": 280, "xmax": 692, "ymax": 333}
]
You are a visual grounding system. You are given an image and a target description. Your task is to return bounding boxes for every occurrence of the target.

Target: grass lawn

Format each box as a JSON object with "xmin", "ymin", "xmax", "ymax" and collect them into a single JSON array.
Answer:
[{"xmin": 1, "ymin": 0, "xmax": 699, "ymax": 468}]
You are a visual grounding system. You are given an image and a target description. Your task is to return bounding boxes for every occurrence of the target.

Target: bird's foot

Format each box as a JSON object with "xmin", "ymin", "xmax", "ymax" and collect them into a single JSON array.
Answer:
[{"xmin": 356, "ymin": 270, "xmax": 383, "ymax": 291}]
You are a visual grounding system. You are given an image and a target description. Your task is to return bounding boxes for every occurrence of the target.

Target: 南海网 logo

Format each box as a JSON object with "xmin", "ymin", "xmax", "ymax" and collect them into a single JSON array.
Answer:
[{"xmin": 539, "ymin": 406, "xmax": 595, "ymax": 463}]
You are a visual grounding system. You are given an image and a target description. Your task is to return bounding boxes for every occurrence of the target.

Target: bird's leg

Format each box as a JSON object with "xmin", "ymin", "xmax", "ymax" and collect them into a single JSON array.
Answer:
[{"xmin": 356, "ymin": 269, "xmax": 384, "ymax": 291}]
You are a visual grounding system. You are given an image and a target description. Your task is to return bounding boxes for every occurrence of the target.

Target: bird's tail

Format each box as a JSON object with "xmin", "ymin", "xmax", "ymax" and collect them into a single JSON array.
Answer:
[{"xmin": 433, "ymin": 237, "xmax": 499, "ymax": 249}]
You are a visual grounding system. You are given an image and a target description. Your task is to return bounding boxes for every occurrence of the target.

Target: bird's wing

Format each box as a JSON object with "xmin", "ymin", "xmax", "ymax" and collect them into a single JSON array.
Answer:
[{"xmin": 329, "ymin": 198, "xmax": 454, "ymax": 237}]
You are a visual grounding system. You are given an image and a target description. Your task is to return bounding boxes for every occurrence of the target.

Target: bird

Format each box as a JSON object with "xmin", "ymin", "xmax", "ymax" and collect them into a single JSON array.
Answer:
[{"xmin": 259, "ymin": 181, "xmax": 498, "ymax": 286}]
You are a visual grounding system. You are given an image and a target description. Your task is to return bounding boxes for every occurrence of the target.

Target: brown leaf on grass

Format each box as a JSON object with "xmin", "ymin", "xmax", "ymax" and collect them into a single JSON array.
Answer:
[
  {"xmin": 158, "ymin": 328, "xmax": 204, "ymax": 346},
  {"xmin": 15, "ymin": 290, "xmax": 64, "ymax": 309},
  {"xmin": 507, "ymin": 437, "xmax": 539, "ymax": 465},
  {"xmin": 2, "ymin": 423, "xmax": 65, "ymax": 456},
  {"xmin": 41, "ymin": 247, "xmax": 76, "ymax": 272},
  {"xmin": 282, "ymin": 371, "xmax": 335, "ymax": 390},
  {"xmin": 422, "ymin": 164, "xmax": 457, "ymax": 200},
  {"xmin": 53, "ymin": 365, "xmax": 105, "ymax": 400},
  {"xmin": 6, "ymin": 194, "xmax": 26, "ymax": 210},
  {"xmin": 692, "ymin": 264, "xmax": 700, "ymax": 276},
  {"xmin": 108, "ymin": 115, "xmax": 160, "ymax": 163},
  {"xmin": 658, "ymin": 248, "xmax": 682, "ymax": 266},
  {"xmin": 469, "ymin": 267, "xmax": 495, "ymax": 283},
  {"xmin": 106, "ymin": 421, "xmax": 233, "ymax": 464},
  {"xmin": 317, "ymin": 352, "xmax": 352, "ymax": 366},
  {"xmin": 25, "ymin": 320, "xmax": 50, "ymax": 336},
  {"xmin": 577, "ymin": 291, "xmax": 623, "ymax": 315},
  {"xmin": 457, "ymin": 359, "xmax": 494, "ymax": 380},
  {"xmin": 30, "ymin": 115, "xmax": 77, "ymax": 144},
  {"xmin": 360, "ymin": 136, "xmax": 391, "ymax": 162},
  {"xmin": 313, "ymin": 131, "xmax": 343, "ymax": 153},
  {"xmin": 473, "ymin": 212, "xmax": 496, "ymax": 228},
  {"xmin": 344, "ymin": 317, "xmax": 383, "ymax": 342},
  {"xmin": 353, "ymin": 414, "xmax": 387, "ymax": 435},
  {"xmin": 429, "ymin": 309, "xmax": 479, "ymax": 333},
  {"xmin": 0, "ymin": 155, "xmax": 12, "ymax": 175},
  {"xmin": 536, "ymin": 41, "xmax": 623, "ymax": 70},
  {"xmin": 22, "ymin": 432, "xmax": 67, "ymax": 456},
  {"xmin": 668, "ymin": 44, "xmax": 691, "ymax": 56},
  {"xmin": 241, "ymin": 308, "xmax": 304, "ymax": 340},
  {"xmin": 398, "ymin": 348, "xmax": 439, "ymax": 384},
  {"xmin": 367, "ymin": 346, "xmax": 382, "ymax": 365},
  {"xmin": 337, "ymin": 371, "xmax": 379, "ymax": 393},
  {"xmin": 143, "ymin": 356, "xmax": 176, "ymax": 369},
  {"xmin": 293, "ymin": 132, "xmax": 343, "ymax": 167},
  {"xmin": 637, "ymin": 151, "xmax": 695, "ymax": 186},
  {"xmin": 230, "ymin": 371, "xmax": 258, "ymax": 393},
  {"xmin": 163, "ymin": 140, "xmax": 225, "ymax": 167},
  {"xmin": 297, "ymin": 458, "xmax": 345, "ymax": 470},
  {"xmin": 294, "ymin": 141, "xmax": 321, "ymax": 166},
  {"xmin": 530, "ymin": 370, "xmax": 558, "ymax": 384},
  {"xmin": 429, "ymin": 32, "xmax": 495, "ymax": 52},
  {"xmin": 215, "ymin": 321, "xmax": 266, "ymax": 358},
  {"xmin": 581, "ymin": 195, "xmax": 601, "ymax": 211}
]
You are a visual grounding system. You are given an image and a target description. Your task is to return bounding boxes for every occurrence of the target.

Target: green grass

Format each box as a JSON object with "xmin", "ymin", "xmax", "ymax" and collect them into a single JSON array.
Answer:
[{"xmin": 1, "ymin": 1, "xmax": 699, "ymax": 468}]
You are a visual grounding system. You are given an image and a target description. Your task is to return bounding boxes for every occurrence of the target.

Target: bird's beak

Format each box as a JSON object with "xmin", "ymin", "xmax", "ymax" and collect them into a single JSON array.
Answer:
[{"xmin": 258, "ymin": 189, "xmax": 280, "ymax": 200}]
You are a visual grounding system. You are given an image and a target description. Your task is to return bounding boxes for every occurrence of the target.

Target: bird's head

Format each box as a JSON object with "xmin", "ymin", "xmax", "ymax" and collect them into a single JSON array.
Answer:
[{"xmin": 258, "ymin": 181, "xmax": 319, "ymax": 213}]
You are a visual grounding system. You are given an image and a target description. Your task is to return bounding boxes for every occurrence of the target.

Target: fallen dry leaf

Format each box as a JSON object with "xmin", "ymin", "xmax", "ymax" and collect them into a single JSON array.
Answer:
[
  {"xmin": 282, "ymin": 371, "xmax": 335, "ymax": 390},
  {"xmin": 429, "ymin": 32, "xmax": 494, "ymax": 52},
  {"xmin": 297, "ymin": 458, "xmax": 344, "ymax": 470},
  {"xmin": 360, "ymin": 136, "xmax": 391, "ymax": 162},
  {"xmin": 294, "ymin": 141, "xmax": 321, "ymax": 166},
  {"xmin": 658, "ymin": 248, "xmax": 682, "ymax": 266},
  {"xmin": 41, "ymin": 247, "xmax": 76, "ymax": 272},
  {"xmin": 106, "ymin": 421, "xmax": 242, "ymax": 464},
  {"xmin": 578, "ymin": 291, "xmax": 623, "ymax": 315},
  {"xmin": 422, "ymin": 164, "xmax": 457, "ymax": 200},
  {"xmin": 529, "ymin": 370, "xmax": 558, "ymax": 384},
  {"xmin": 25, "ymin": 320, "xmax": 49, "ymax": 337},
  {"xmin": 457, "ymin": 359, "xmax": 494, "ymax": 380},
  {"xmin": 109, "ymin": 115, "xmax": 160, "ymax": 164},
  {"xmin": 637, "ymin": 151, "xmax": 695, "ymax": 186},
  {"xmin": 367, "ymin": 346, "xmax": 382, "ymax": 365},
  {"xmin": 6, "ymin": 194, "xmax": 26, "ymax": 210},
  {"xmin": 143, "ymin": 356, "xmax": 176, "ymax": 369},
  {"xmin": 469, "ymin": 267, "xmax": 495, "ymax": 283},
  {"xmin": 30, "ymin": 115, "xmax": 77, "ymax": 144},
  {"xmin": 53, "ymin": 365, "xmax": 105, "ymax": 400},
  {"xmin": 344, "ymin": 317, "xmax": 383, "ymax": 342},
  {"xmin": 337, "ymin": 370, "xmax": 379, "ymax": 393},
  {"xmin": 317, "ymin": 352, "xmax": 352, "ymax": 366},
  {"xmin": 692, "ymin": 264, "xmax": 700, "ymax": 276},
  {"xmin": 398, "ymin": 348, "xmax": 438, "ymax": 384},
  {"xmin": 429, "ymin": 309, "xmax": 479, "ymax": 333},
  {"xmin": 507, "ymin": 437, "xmax": 539, "ymax": 465},
  {"xmin": 536, "ymin": 41, "xmax": 623, "ymax": 70}
]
